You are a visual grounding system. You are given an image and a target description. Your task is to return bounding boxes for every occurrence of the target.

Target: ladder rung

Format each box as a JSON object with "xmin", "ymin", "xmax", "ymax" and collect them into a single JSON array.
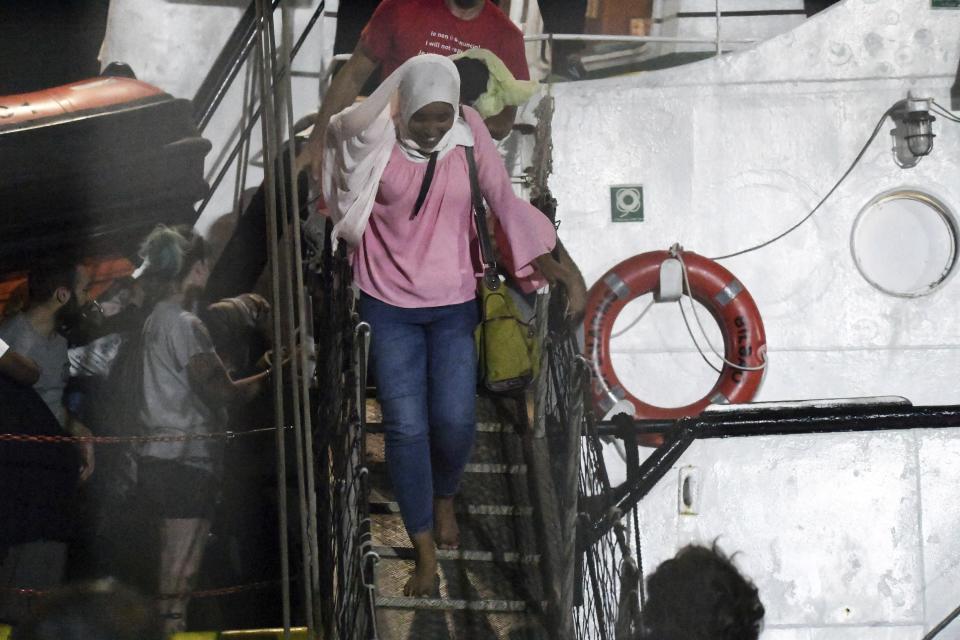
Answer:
[
  {"xmin": 365, "ymin": 421, "xmax": 513, "ymax": 434},
  {"xmin": 369, "ymin": 502, "xmax": 533, "ymax": 517},
  {"xmin": 372, "ymin": 545, "xmax": 539, "ymax": 564},
  {"xmin": 465, "ymin": 462, "xmax": 527, "ymax": 474},
  {"xmin": 368, "ymin": 462, "xmax": 526, "ymax": 475},
  {"xmin": 375, "ymin": 596, "xmax": 538, "ymax": 612}
]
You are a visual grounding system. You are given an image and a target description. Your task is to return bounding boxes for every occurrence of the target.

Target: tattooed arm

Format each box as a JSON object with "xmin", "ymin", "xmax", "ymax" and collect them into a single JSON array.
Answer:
[{"xmin": 0, "ymin": 338, "xmax": 40, "ymax": 386}]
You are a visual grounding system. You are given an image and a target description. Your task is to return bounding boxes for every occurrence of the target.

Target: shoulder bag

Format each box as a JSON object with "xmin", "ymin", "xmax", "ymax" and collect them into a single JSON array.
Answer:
[{"xmin": 465, "ymin": 145, "xmax": 540, "ymax": 393}]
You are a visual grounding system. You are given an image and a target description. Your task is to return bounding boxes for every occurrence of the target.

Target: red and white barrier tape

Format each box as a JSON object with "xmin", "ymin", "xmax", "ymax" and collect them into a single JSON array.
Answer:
[{"xmin": 0, "ymin": 425, "xmax": 289, "ymax": 445}]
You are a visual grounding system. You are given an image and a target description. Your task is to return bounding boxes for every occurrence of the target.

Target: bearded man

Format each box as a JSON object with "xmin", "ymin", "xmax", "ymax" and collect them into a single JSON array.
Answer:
[{"xmin": 0, "ymin": 261, "xmax": 95, "ymax": 623}]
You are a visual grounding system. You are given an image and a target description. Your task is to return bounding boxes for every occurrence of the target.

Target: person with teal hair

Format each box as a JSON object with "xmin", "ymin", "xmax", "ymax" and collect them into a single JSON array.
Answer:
[{"xmin": 132, "ymin": 225, "xmax": 270, "ymax": 633}]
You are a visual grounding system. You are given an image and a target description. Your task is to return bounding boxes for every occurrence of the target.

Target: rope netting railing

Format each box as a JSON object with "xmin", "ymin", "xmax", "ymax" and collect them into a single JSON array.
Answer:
[
  {"xmin": 530, "ymin": 288, "xmax": 583, "ymax": 638},
  {"xmin": 541, "ymin": 293, "xmax": 641, "ymax": 640},
  {"xmin": 313, "ymin": 235, "xmax": 374, "ymax": 640},
  {"xmin": 525, "ymin": 260, "xmax": 640, "ymax": 639},
  {"xmin": 575, "ymin": 416, "xmax": 642, "ymax": 640},
  {"xmin": 527, "ymin": 271, "xmax": 642, "ymax": 640}
]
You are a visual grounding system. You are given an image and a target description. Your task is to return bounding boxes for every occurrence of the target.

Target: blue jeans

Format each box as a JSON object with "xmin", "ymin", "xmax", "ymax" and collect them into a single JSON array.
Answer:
[{"xmin": 360, "ymin": 293, "xmax": 479, "ymax": 535}]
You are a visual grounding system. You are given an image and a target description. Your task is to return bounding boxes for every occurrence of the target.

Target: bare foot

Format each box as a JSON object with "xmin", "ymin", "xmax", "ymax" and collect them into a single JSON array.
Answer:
[
  {"xmin": 403, "ymin": 531, "xmax": 439, "ymax": 597},
  {"xmin": 434, "ymin": 496, "xmax": 460, "ymax": 550}
]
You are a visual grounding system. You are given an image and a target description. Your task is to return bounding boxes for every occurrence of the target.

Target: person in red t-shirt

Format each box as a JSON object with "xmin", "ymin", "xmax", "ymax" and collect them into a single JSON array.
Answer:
[
  {"xmin": 361, "ymin": 0, "xmax": 529, "ymax": 82},
  {"xmin": 302, "ymin": 0, "xmax": 530, "ymax": 182}
]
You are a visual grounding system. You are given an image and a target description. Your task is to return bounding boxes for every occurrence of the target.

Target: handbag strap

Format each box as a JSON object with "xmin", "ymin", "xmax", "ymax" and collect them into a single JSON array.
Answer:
[
  {"xmin": 464, "ymin": 146, "xmax": 500, "ymax": 291},
  {"xmin": 410, "ymin": 150, "xmax": 439, "ymax": 219}
]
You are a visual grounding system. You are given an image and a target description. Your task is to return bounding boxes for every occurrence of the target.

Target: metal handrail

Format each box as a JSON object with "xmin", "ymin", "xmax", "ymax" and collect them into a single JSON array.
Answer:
[
  {"xmin": 524, "ymin": 0, "xmax": 758, "ymax": 55},
  {"xmin": 524, "ymin": 33, "xmax": 754, "ymax": 45},
  {"xmin": 192, "ymin": 0, "xmax": 280, "ymax": 131},
  {"xmin": 715, "ymin": 0, "xmax": 723, "ymax": 54},
  {"xmin": 195, "ymin": 1, "xmax": 325, "ymax": 216}
]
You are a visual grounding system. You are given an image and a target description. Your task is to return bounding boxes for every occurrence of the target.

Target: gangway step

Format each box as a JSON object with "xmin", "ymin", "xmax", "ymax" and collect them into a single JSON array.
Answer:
[
  {"xmin": 372, "ymin": 609, "xmax": 549, "ymax": 640},
  {"xmin": 370, "ymin": 501, "xmax": 533, "ymax": 517},
  {"xmin": 366, "ymin": 420, "xmax": 514, "ymax": 434},
  {"xmin": 367, "ymin": 392, "xmax": 543, "ymax": 639},
  {"xmin": 167, "ymin": 629, "xmax": 310, "ymax": 640},
  {"xmin": 372, "ymin": 545, "xmax": 540, "ymax": 564},
  {"xmin": 368, "ymin": 461, "xmax": 527, "ymax": 475},
  {"xmin": 375, "ymin": 554, "xmax": 542, "ymax": 602},
  {"xmin": 373, "ymin": 513, "xmax": 537, "ymax": 554},
  {"xmin": 367, "ymin": 429, "xmax": 525, "ymax": 467},
  {"xmin": 376, "ymin": 596, "xmax": 540, "ymax": 613},
  {"xmin": 463, "ymin": 462, "xmax": 527, "ymax": 474},
  {"xmin": 368, "ymin": 474, "xmax": 532, "ymax": 508}
]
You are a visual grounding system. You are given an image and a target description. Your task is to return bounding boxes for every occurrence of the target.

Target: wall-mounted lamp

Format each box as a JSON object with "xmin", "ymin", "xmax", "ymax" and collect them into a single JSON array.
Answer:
[{"xmin": 890, "ymin": 93, "xmax": 936, "ymax": 168}]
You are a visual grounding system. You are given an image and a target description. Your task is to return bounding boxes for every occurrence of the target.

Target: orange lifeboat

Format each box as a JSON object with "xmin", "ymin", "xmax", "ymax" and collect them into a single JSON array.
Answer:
[{"xmin": 0, "ymin": 76, "xmax": 211, "ymax": 272}]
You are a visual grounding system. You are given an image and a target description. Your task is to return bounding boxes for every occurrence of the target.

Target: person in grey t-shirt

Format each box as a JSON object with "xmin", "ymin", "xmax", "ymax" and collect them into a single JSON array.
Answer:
[
  {"xmin": 0, "ymin": 336, "xmax": 40, "ymax": 386},
  {"xmin": 0, "ymin": 264, "xmax": 94, "ymax": 473},
  {"xmin": 133, "ymin": 225, "xmax": 270, "ymax": 634}
]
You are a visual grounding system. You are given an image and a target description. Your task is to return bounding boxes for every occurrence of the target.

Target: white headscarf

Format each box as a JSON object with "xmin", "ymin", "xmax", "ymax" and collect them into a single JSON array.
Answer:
[{"xmin": 322, "ymin": 54, "xmax": 474, "ymax": 249}]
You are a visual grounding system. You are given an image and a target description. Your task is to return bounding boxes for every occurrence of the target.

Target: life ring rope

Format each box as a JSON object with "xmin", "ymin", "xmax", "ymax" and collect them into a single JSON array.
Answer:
[{"xmin": 674, "ymin": 247, "xmax": 767, "ymax": 373}]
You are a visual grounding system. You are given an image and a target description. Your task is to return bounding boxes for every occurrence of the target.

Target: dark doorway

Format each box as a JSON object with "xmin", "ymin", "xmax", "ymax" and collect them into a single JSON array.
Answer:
[
  {"xmin": 0, "ymin": 0, "xmax": 112, "ymax": 94},
  {"xmin": 804, "ymin": 0, "xmax": 842, "ymax": 16}
]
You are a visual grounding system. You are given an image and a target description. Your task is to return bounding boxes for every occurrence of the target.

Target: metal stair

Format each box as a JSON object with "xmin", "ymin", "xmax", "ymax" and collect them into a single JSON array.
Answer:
[{"xmin": 366, "ymin": 396, "xmax": 550, "ymax": 640}]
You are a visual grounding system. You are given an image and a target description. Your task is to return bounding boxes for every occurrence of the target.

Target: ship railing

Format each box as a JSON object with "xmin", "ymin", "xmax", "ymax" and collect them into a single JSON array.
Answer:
[{"xmin": 525, "ymin": 279, "xmax": 643, "ymax": 640}]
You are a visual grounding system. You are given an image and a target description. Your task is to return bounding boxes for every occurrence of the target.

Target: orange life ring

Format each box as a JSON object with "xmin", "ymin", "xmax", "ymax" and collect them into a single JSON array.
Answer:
[{"xmin": 584, "ymin": 250, "xmax": 766, "ymax": 444}]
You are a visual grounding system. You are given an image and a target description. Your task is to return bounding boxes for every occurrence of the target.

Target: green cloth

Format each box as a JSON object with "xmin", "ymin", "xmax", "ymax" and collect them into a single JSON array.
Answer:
[{"xmin": 452, "ymin": 48, "xmax": 539, "ymax": 118}]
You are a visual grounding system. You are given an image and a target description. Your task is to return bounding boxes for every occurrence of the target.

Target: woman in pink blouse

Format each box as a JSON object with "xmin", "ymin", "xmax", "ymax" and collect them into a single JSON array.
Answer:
[{"xmin": 322, "ymin": 54, "xmax": 583, "ymax": 596}]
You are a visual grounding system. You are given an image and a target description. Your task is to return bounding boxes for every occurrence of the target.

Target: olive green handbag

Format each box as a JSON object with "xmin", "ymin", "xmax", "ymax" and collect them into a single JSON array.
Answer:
[{"xmin": 465, "ymin": 146, "xmax": 539, "ymax": 393}]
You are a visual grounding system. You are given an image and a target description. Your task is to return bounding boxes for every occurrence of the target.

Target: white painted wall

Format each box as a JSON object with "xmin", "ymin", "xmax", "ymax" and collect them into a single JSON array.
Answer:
[
  {"xmin": 636, "ymin": 424, "xmax": 960, "ymax": 639},
  {"xmin": 546, "ymin": 0, "xmax": 960, "ymax": 636}
]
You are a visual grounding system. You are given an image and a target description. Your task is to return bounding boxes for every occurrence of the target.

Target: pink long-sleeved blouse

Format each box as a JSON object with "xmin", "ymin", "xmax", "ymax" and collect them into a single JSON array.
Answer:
[{"xmin": 352, "ymin": 106, "xmax": 556, "ymax": 308}]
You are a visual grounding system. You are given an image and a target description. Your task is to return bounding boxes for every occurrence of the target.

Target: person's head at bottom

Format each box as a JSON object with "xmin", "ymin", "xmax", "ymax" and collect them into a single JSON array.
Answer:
[
  {"xmin": 640, "ymin": 543, "xmax": 765, "ymax": 640},
  {"xmin": 11, "ymin": 579, "xmax": 161, "ymax": 640}
]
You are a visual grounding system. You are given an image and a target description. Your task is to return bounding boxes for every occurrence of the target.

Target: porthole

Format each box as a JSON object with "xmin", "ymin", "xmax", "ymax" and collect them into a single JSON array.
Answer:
[{"xmin": 851, "ymin": 190, "xmax": 958, "ymax": 297}]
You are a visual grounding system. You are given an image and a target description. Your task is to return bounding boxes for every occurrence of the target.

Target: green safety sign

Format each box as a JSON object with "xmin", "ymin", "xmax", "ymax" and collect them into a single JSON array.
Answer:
[
  {"xmin": 610, "ymin": 185, "xmax": 644, "ymax": 222},
  {"xmin": 933, "ymin": 0, "xmax": 960, "ymax": 7}
]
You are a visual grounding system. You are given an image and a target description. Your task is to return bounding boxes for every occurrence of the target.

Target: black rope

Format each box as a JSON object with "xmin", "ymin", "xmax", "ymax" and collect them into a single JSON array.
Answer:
[
  {"xmin": 931, "ymin": 100, "xmax": 960, "ymax": 123},
  {"xmin": 633, "ymin": 505, "xmax": 645, "ymax": 607},
  {"xmin": 710, "ymin": 107, "xmax": 893, "ymax": 261},
  {"xmin": 922, "ymin": 602, "xmax": 960, "ymax": 640}
]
